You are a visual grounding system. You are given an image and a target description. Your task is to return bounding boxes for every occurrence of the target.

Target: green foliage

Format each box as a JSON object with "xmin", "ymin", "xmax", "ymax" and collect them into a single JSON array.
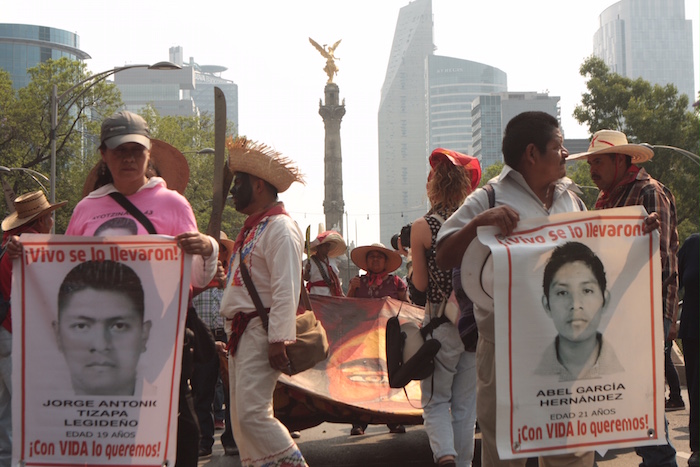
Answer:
[
  {"xmin": 479, "ymin": 161, "xmax": 504, "ymax": 187},
  {"xmin": 0, "ymin": 58, "xmax": 122, "ymax": 232},
  {"xmin": 0, "ymin": 59, "xmax": 245, "ymax": 239},
  {"xmin": 565, "ymin": 161, "xmax": 597, "ymax": 209},
  {"xmin": 573, "ymin": 56, "xmax": 699, "ymax": 242},
  {"xmin": 141, "ymin": 106, "xmax": 245, "ymax": 238}
]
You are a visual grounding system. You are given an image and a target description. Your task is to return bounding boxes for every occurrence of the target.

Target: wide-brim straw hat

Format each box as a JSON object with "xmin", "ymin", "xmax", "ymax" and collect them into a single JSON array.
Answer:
[
  {"xmin": 351, "ymin": 243, "xmax": 403, "ymax": 273},
  {"xmin": 82, "ymin": 139, "xmax": 190, "ymax": 197},
  {"xmin": 460, "ymin": 238, "xmax": 494, "ymax": 312},
  {"xmin": 309, "ymin": 230, "xmax": 347, "ymax": 258},
  {"xmin": 218, "ymin": 231, "xmax": 236, "ymax": 265},
  {"xmin": 226, "ymin": 136, "xmax": 304, "ymax": 193},
  {"xmin": 568, "ymin": 129, "xmax": 654, "ymax": 164},
  {"xmin": 2, "ymin": 191, "xmax": 67, "ymax": 232}
]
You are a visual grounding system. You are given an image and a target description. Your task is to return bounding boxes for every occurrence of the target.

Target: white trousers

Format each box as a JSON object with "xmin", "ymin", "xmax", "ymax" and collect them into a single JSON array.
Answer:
[{"xmin": 228, "ymin": 319, "xmax": 307, "ymax": 467}]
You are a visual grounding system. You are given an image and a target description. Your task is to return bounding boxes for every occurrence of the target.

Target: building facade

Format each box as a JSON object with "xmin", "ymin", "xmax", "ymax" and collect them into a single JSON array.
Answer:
[
  {"xmin": 593, "ymin": 0, "xmax": 695, "ymax": 103},
  {"xmin": 114, "ymin": 46, "xmax": 239, "ymax": 128},
  {"xmin": 377, "ymin": 0, "xmax": 435, "ymax": 246},
  {"xmin": 471, "ymin": 92, "xmax": 560, "ymax": 170},
  {"xmin": 427, "ymin": 55, "xmax": 506, "ymax": 156},
  {"xmin": 0, "ymin": 23, "xmax": 90, "ymax": 89},
  {"xmin": 471, "ymin": 95, "xmax": 503, "ymax": 170}
]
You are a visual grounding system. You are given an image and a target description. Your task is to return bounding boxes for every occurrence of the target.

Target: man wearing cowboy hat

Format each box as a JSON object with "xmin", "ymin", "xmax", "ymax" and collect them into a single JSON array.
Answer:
[
  {"xmin": 0, "ymin": 191, "xmax": 66, "ymax": 467},
  {"xmin": 218, "ymin": 137, "xmax": 308, "ymax": 466},
  {"xmin": 569, "ymin": 129, "xmax": 679, "ymax": 467},
  {"xmin": 303, "ymin": 230, "xmax": 346, "ymax": 296}
]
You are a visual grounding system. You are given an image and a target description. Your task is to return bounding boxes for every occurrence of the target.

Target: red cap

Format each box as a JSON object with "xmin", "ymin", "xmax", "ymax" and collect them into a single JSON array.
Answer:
[{"xmin": 429, "ymin": 148, "xmax": 482, "ymax": 189}]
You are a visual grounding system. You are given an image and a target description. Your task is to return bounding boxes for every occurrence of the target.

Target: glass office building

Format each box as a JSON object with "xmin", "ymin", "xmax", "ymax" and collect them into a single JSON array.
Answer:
[
  {"xmin": 428, "ymin": 55, "xmax": 506, "ymax": 156},
  {"xmin": 593, "ymin": 0, "xmax": 695, "ymax": 104},
  {"xmin": 378, "ymin": 0, "xmax": 435, "ymax": 247},
  {"xmin": 0, "ymin": 23, "xmax": 90, "ymax": 89}
]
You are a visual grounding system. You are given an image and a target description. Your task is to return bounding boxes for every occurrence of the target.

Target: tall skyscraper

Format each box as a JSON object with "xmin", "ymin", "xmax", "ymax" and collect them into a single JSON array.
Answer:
[
  {"xmin": 593, "ymin": 0, "xmax": 695, "ymax": 103},
  {"xmin": 377, "ymin": 0, "xmax": 509, "ymax": 246},
  {"xmin": 0, "ymin": 23, "xmax": 90, "ymax": 89},
  {"xmin": 377, "ymin": 0, "xmax": 435, "ymax": 246}
]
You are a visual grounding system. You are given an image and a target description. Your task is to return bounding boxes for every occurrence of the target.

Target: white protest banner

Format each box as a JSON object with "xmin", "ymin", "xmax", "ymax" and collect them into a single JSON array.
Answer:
[
  {"xmin": 475, "ymin": 206, "xmax": 665, "ymax": 458},
  {"xmin": 11, "ymin": 234, "xmax": 192, "ymax": 467}
]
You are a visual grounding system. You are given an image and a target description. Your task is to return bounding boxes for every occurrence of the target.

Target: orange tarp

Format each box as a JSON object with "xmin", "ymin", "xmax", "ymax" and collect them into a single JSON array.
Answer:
[{"xmin": 274, "ymin": 295, "xmax": 426, "ymax": 431}]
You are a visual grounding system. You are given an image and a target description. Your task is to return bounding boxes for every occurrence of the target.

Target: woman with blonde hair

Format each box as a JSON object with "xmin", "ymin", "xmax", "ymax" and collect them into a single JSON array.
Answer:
[{"xmin": 410, "ymin": 148, "xmax": 481, "ymax": 467}]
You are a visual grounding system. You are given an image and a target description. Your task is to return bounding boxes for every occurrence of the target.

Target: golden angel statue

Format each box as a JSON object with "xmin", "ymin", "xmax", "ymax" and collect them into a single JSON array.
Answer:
[{"xmin": 309, "ymin": 38, "xmax": 341, "ymax": 84}]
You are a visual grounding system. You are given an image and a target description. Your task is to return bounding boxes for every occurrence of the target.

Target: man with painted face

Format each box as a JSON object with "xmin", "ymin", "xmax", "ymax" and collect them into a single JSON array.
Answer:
[
  {"xmin": 219, "ymin": 137, "xmax": 308, "ymax": 467},
  {"xmin": 568, "ymin": 129, "xmax": 679, "ymax": 467}
]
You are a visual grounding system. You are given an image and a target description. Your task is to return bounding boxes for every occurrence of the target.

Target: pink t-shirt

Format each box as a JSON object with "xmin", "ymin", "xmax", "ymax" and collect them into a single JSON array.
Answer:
[{"xmin": 66, "ymin": 178, "xmax": 197, "ymax": 237}]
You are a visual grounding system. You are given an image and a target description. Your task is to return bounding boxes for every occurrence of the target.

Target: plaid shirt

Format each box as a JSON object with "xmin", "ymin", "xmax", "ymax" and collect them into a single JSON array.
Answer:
[
  {"xmin": 192, "ymin": 287, "xmax": 225, "ymax": 331},
  {"xmin": 595, "ymin": 168, "xmax": 679, "ymax": 321}
]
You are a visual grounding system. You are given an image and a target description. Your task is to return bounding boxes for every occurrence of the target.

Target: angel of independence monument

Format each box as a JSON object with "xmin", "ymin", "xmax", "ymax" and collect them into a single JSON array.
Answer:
[
  {"xmin": 310, "ymin": 38, "xmax": 346, "ymax": 237},
  {"xmin": 310, "ymin": 38, "xmax": 357, "ymax": 289}
]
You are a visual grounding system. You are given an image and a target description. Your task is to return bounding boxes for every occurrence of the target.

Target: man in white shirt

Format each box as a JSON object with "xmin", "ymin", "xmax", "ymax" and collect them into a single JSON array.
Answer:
[
  {"xmin": 436, "ymin": 112, "xmax": 593, "ymax": 467},
  {"xmin": 219, "ymin": 137, "xmax": 308, "ymax": 467}
]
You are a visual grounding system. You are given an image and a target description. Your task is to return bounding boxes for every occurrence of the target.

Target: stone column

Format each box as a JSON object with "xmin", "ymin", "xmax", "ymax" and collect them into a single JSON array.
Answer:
[{"xmin": 318, "ymin": 82, "xmax": 346, "ymax": 236}]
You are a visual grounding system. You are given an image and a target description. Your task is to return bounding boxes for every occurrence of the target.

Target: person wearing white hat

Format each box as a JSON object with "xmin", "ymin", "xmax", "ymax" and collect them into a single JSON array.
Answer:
[
  {"xmin": 347, "ymin": 242, "xmax": 408, "ymax": 436},
  {"xmin": 435, "ymin": 112, "xmax": 594, "ymax": 467},
  {"xmin": 569, "ymin": 129, "xmax": 679, "ymax": 467},
  {"xmin": 0, "ymin": 191, "xmax": 66, "ymax": 467},
  {"xmin": 303, "ymin": 230, "xmax": 346, "ymax": 296},
  {"xmin": 218, "ymin": 137, "xmax": 308, "ymax": 466}
]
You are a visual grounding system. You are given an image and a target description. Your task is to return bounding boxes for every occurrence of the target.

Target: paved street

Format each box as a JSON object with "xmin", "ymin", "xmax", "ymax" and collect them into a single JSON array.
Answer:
[{"xmin": 198, "ymin": 390, "xmax": 693, "ymax": 467}]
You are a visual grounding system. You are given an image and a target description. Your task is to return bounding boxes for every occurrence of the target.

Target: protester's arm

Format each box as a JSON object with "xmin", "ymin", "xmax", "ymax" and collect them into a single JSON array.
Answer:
[
  {"xmin": 436, "ymin": 206, "xmax": 520, "ymax": 270},
  {"xmin": 409, "ymin": 217, "xmax": 431, "ymax": 293},
  {"xmin": 179, "ymin": 233, "xmax": 219, "ymax": 288},
  {"xmin": 347, "ymin": 276, "xmax": 361, "ymax": 297}
]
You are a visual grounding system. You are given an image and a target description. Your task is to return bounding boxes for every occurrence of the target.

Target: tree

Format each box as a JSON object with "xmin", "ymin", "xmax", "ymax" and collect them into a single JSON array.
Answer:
[
  {"xmin": 573, "ymin": 56, "xmax": 699, "ymax": 242},
  {"xmin": 141, "ymin": 106, "xmax": 244, "ymax": 238},
  {"xmin": 479, "ymin": 161, "xmax": 503, "ymax": 187},
  {"xmin": 0, "ymin": 58, "xmax": 122, "ymax": 232}
]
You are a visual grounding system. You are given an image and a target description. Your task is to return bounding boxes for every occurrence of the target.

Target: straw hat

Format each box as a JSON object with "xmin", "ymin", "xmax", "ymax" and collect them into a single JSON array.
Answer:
[
  {"xmin": 309, "ymin": 230, "xmax": 347, "ymax": 258},
  {"xmin": 82, "ymin": 139, "xmax": 190, "ymax": 197},
  {"xmin": 351, "ymin": 243, "xmax": 403, "ymax": 273},
  {"xmin": 226, "ymin": 136, "xmax": 304, "ymax": 193},
  {"xmin": 218, "ymin": 231, "xmax": 236, "ymax": 266},
  {"xmin": 219, "ymin": 231, "xmax": 236, "ymax": 254},
  {"xmin": 568, "ymin": 129, "xmax": 654, "ymax": 164},
  {"xmin": 460, "ymin": 239, "xmax": 494, "ymax": 312},
  {"xmin": 2, "ymin": 191, "xmax": 67, "ymax": 232}
]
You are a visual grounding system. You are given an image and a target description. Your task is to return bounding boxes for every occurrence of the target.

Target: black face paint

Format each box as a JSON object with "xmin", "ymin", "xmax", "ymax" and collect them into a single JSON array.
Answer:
[{"xmin": 231, "ymin": 172, "xmax": 253, "ymax": 212}]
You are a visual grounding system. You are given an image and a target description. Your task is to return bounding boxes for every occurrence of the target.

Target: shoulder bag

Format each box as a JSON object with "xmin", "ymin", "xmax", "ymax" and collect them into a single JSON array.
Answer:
[{"xmin": 238, "ymin": 256, "xmax": 329, "ymax": 375}]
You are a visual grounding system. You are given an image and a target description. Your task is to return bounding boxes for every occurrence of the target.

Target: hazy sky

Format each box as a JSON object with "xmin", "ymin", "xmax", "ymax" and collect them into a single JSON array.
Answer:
[{"xmin": 3, "ymin": 1, "xmax": 698, "ymax": 246}]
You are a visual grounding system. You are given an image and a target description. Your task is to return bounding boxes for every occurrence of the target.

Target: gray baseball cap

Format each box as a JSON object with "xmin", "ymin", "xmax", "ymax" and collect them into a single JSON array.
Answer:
[{"xmin": 100, "ymin": 111, "xmax": 151, "ymax": 149}]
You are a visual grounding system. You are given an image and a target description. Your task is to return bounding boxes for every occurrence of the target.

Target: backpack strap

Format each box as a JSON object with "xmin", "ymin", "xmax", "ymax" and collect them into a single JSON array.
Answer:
[{"xmin": 483, "ymin": 183, "xmax": 495, "ymax": 209}]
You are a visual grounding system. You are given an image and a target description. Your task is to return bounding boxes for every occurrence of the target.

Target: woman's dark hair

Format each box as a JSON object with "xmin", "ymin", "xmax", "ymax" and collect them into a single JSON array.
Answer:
[
  {"xmin": 542, "ymin": 242, "xmax": 607, "ymax": 303},
  {"xmin": 58, "ymin": 260, "xmax": 145, "ymax": 318},
  {"xmin": 502, "ymin": 111, "xmax": 559, "ymax": 168},
  {"xmin": 94, "ymin": 217, "xmax": 138, "ymax": 236}
]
